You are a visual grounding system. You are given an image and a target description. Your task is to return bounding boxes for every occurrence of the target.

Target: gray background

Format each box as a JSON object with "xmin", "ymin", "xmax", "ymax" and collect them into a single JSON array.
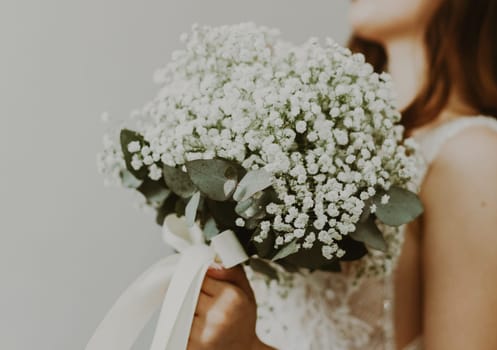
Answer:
[{"xmin": 0, "ymin": 1, "xmax": 350, "ymax": 349}]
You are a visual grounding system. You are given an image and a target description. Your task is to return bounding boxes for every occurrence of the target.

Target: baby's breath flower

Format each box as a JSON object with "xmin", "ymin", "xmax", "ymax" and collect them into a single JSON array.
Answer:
[
  {"xmin": 381, "ymin": 194, "xmax": 390, "ymax": 205},
  {"xmin": 131, "ymin": 155, "xmax": 143, "ymax": 170},
  {"xmin": 370, "ymin": 204, "xmax": 377, "ymax": 213},
  {"xmin": 148, "ymin": 163, "xmax": 162, "ymax": 180},
  {"xmin": 266, "ymin": 203, "xmax": 280, "ymax": 215},
  {"xmin": 127, "ymin": 141, "xmax": 141, "ymax": 153},
  {"xmin": 295, "ymin": 120, "xmax": 307, "ymax": 133},
  {"xmin": 98, "ymin": 23, "xmax": 419, "ymax": 267},
  {"xmin": 322, "ymin": 246, "xmax": 334, "ymax": 260}
]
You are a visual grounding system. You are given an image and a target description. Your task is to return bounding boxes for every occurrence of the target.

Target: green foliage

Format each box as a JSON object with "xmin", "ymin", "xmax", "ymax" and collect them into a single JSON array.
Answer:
[
  {"xmin": 203, "ymin": 217, "xmax": 220, "ymax": 241},
  {"xmin": 350, "ymin": 216, "xmax": 387, "ymax": 252},
  {"xmin": 233, "ymin": 168, "xmax": 273, "ymax": 202},
  {"xmin": 120, "ymin": 152, "xmax": 413, "ymax": 272},
  {"xmin": 277, "ymin": 261, "xmax": 300, "ymax": 273},
  {"xmin": 120, "ymin": 129, "xmax": 148, "ymax": 179},
  {"xmin": 174, "ymin": 198, "xmax": 187, "ymax": 217},
  {"xmin": 137, "ymin": 179, "xmax": 170, "ymax": 207},
  {"xmin": 251, "ymin": 227, "xmax": 274, "ymax": 259},
  {"xmin": 205, "ymin": 198, "xmax": 238, "ymax": 230},
  {"xmin": 244, "ymin": 216, "xmax": 264, "ymax": 230},
  {"xmin": 374, "ymin": 186, "xmax": 424, "ymax": 226},
  {"xmin": 283, "ymin": 241, "xmax": 338, "ymax": 270},
  {"xmin": 234, "ymin": 197, "xmax": 255, "ymax": 216},
  {"xmin": 162, "ymin": 165, "xmax": 197, "ymax": 198},
  {"xmin": 155, "ymin": 193, "xmax": 179, "ymax": 226},
  {"xmin": 185, "ymin": 159, "xmax": 239, "ymax": 201},
  {"xmin": 235, "ymin": 198, "xmax": 265, "ymax": 221},
  {"xmin": 336, "ymin": 235, "xmax": 368, "ymax": 261},
  {"xmin": 249, "ymin": 257, "xmax": 278, "ymax": 280},
  {"xmin": 272, "ymin": 240, "xmax": 300, "ymax": 261},
  {"xmin": 185, "ymin": 191, "xmax": 201, "ymax": 227},
  {"xmin": 235, "ymin": 188, "xmax": 278, "ymax": 220}
]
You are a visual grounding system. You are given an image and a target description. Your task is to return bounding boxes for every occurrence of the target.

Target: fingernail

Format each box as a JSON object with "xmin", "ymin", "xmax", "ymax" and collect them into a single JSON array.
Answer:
[{"xmin": 209, "ymin": 262, "xmax": 224, "ymax": 270}]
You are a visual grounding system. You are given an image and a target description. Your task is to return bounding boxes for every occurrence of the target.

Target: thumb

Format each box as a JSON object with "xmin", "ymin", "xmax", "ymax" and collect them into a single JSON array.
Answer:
[{"xmin": 206, "ymin": 265, "xmax": 255, "ymax": 301}]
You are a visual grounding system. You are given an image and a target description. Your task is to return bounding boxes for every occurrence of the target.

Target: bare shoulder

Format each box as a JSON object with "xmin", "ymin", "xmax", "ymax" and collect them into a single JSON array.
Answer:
[
  {"xmin": 420, "ymin": 123, "xmax": 497, "ymax": 253},
  {"xmin": 422, "ymin": 124, "xmax": 497, "ymax": 206},
  {"xmin": 432, "ymin": 124, "xmax": 497, "ymax": 169}
]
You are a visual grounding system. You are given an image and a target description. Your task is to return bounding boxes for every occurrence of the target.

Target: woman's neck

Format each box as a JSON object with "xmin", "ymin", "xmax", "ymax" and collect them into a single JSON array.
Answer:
[
  {"xmin": 384, "ymin": 34, "xmax": 479, "ymax": 131},
  {"xmin": 384, "ymin": 33, "xmax": 427, "ymax": 111}
]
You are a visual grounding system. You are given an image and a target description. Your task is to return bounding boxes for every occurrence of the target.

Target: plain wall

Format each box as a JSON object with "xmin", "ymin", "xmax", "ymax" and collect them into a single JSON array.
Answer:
[{"xmin": 0, "ymin": 1, "xmax": 350, "ymax": 349}]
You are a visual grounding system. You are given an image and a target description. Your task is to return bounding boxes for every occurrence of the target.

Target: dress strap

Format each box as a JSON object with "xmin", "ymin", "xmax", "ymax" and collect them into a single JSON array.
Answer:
[{"xmin": 415, "ymin": 116, "xmax": 497, "ymax": 165}]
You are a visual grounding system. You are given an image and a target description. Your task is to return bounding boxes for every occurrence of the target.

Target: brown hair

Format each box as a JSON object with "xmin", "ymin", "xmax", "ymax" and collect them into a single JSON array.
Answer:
[{"xmin": 349, "ymin": 0, "xmax": 497, "ymax": 132}]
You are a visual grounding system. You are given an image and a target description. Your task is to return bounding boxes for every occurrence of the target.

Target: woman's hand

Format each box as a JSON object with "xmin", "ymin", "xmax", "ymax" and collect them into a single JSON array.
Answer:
[{"xmin": 188, "ymin": 265, "xmax": 273, "ymax": 350}]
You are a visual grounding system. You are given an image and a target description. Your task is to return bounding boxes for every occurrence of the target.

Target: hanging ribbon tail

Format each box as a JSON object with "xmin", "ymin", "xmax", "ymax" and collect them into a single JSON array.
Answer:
[
  {"xmin": 85, "ymin": 254, "xmax": 181, "ymax": 350},
  {"xmin": 150, "ymin": 245, "xmax": 215, "ymax": 350},
  {"xmin": 86, "ymin": 215, "xmax": 249, "ymax": 350}
]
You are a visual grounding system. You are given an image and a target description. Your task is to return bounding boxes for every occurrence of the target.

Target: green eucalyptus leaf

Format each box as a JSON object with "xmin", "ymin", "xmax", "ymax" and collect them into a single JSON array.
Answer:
[
  {"xmin": 233, "ymin": 168, "xmax": 273, "ymax": 202},
  {"xmin": 272, "ymin": 240, "xmax": 300, "ymax": 261},
  {"xmin": 336, "ymin": 235, "xmax": 368, "ymax": 261},
  {"xmin": 245, "ymin": 216, "xmax": 264, "ymax": 230},
  {"xmin": 251, "ymin": 227, "xmax": 274, "ymax": 259},
  {"xmin": 350, "ymin": 216, "xmax": 387, "ymax": 252},
  {"xmin": 374, "ymin": 186, "xmax": 424, "ymax": 226},
  {"xmin": 120, "ymin": 169, "xmax": 142, "ymax": 189},
  {"xmin": 235, "ymin": 198, "xmax": 255, "ymax": 216},
  {"xmin": 185, "ymin": 191, "xmax": 201, "ymax": 227},
  {"xmin": 235, "ymin": 198, "xmax": 264, "ymax": 220},
  {"xmin": 283, "ymin": 241, "xmax": 336, "ymax": 270},
  {"xmin": 206, "ymin": 198, "xmax": 238, "ymax": 230},
  {"xmin": 235, "ymin": 190, "xmax": 275, "ymax": 230},
  {"xmin": 175, "ymin": 198, "xmax": 187, "ymax": 217},
  {"xmin": 203, "ymin": 217, "xmax": 220, "ymax": 241},
  {"xmin": 163, "ymin": 165, "xmax": 197, "ymax": 198},
  {"xmin": 137, "ymin": 179, "xmax": 170, "ymax": 207},
  {"xmin": 359, "ymin": 197, "xmax": 373, "ymax": 223},
  {"xmin": 249, "ymin": 258, "xmax": 278, "ymax": 280},
  {"xmin": 235, "ymin": 188, "xmax": 277, "ymax": 220},
  {"xmin": 155, "ymin": 193, "xmax": 179, "ymax": 226},
  {"xmin": 185, "ymin": 159, "xmax": 239, "ymax": 201},
  {"xmin": 277, "ymin": 261, "xmax": 300, "ymax": 273},
  {"xmin": 120, "ymin": 129, "xmax": 148, "ymax": 179}
]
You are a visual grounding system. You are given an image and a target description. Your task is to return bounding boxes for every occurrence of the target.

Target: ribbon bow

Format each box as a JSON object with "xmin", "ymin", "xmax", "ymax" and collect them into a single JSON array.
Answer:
[{"xmin": 86, "ymin": 214, "xmax": 249, "ymax": 350}]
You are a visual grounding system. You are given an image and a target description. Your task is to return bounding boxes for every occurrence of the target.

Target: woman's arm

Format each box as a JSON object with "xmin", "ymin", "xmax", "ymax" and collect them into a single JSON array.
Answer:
[{"xmin": 420, "ymin": 126, "xmax": 497, "ymax": 349}]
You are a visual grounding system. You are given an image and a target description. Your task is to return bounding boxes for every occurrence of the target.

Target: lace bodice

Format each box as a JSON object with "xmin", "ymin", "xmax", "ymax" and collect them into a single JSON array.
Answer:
[{"xmin": 248, "ymin": 116, "xmax": 497, "ymax": 350}]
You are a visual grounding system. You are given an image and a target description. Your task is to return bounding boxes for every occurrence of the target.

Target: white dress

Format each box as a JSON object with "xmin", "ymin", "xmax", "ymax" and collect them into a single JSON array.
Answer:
[{"xmin": 248, "ymin": 116, "xmax": 497, "ymax": 350}]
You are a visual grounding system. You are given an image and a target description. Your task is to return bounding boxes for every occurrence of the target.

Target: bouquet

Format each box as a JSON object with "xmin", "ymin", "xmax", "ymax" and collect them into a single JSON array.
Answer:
[
  {"xmin": 98, "ymin": 23, "xmax": 422, "ymax": 279},
  {"xmin": 91, "ymin": 23, "xmax": 423, "ymax": 350}
]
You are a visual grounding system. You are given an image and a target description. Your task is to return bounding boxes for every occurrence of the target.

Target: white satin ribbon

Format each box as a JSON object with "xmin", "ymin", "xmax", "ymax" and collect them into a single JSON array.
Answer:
[{"xmin": 86, "ymin": 214, "xmax": 249, "ymax": 350}]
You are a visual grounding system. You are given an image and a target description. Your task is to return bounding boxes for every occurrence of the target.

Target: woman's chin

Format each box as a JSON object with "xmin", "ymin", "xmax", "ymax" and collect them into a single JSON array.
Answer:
[
  {"xmin": 349, "ymin": 1, "xmax": 384, "ymax": 38},
  {"xmin": 348, "ymin": 16, "xmax": 386, "ymax": 43}
]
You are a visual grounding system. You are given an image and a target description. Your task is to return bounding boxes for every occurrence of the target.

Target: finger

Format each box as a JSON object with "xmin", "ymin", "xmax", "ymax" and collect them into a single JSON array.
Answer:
[
  {"xmin": 195, "ymin": 292, "xmax": 213, "ymax": 316},
  {"xmin": 201, "ymin": 276, "xmax": 225, "ymax": 296},
  {"xmin": 188, "ymin": 316, "xmax": 205, "ymax": 350},
  {"xmin": 206, "ymin": 265, "xmax": 254, "ymax": 301}
]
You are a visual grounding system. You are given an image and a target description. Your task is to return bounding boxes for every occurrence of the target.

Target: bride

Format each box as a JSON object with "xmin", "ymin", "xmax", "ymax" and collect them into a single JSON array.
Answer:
[{"xmin": 187, "ymin": 0, "xmax": 497, "ymax": 349}]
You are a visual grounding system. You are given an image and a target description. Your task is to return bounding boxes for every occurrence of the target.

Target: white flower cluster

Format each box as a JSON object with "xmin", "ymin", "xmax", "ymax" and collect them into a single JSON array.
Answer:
[
  {"xmin": 98, "ymin": 23, "xmax": 418, "ymax": 262},
  {"xmin": 97, "ymin": 130, "xmax": 125, "ymax": 187}
]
